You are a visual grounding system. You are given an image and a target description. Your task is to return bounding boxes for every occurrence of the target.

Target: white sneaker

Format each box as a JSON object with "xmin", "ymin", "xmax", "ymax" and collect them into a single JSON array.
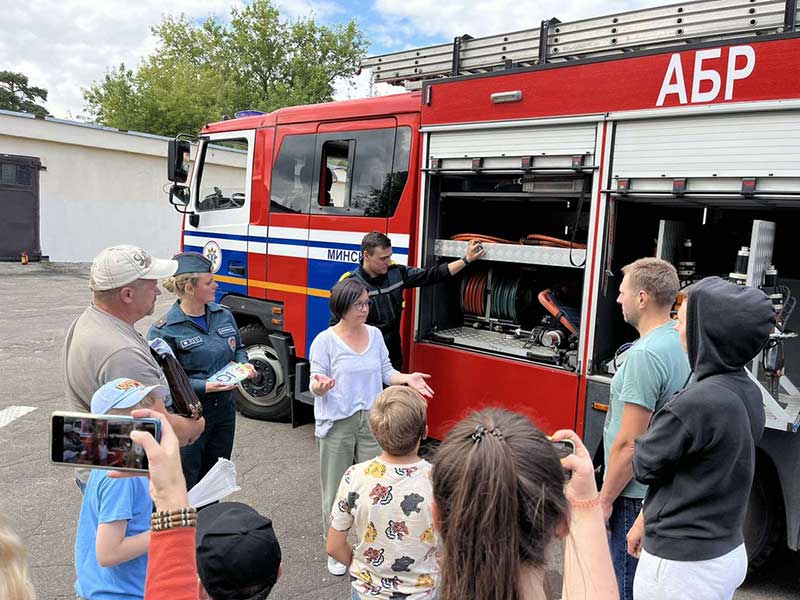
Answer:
[{"xmin": 327, "ymin": 557, "xmax": 347, "ymax": 576}]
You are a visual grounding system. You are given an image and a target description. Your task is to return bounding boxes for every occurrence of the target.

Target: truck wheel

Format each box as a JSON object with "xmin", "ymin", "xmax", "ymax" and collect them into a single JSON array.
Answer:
[
  {"xmin": 743, "ymin": 463, "xmax": 782, "ymax": 572},
  {"xmin": 233, "ymin": 324, "xmax": 292, "ymax": 421}
]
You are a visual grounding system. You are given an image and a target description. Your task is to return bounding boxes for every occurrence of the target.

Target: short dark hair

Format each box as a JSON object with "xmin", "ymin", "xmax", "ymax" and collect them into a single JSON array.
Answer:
[
  {"xmin": 329, "ymin": 277, "xmax": 368, "ymax": 320},
  {"xmin": 361, "ymin": 231, "xmax": 392, "ymax": 255}
]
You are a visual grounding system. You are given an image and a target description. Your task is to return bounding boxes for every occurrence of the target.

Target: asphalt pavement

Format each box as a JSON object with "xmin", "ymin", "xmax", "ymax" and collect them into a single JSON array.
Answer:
[{"xmin": 0, "ymin": 262, "xmax": 798, "ymax": 599}]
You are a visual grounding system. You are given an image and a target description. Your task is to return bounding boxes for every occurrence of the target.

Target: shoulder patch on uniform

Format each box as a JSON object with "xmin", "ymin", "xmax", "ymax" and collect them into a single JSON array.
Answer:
[
  {"xmin": 338, "ymin": 271, "xmax": 353, "ymax": 282},
  {"xmin": 217, "ymin": 325, "xmax": 237, "ymax": 337}
]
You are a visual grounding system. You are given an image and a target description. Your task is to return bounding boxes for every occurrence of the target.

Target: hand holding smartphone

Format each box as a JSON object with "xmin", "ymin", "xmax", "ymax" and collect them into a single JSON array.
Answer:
[
  {"xmin": 552, "ymin": 438, "xmax": 577, "ymax": 480},
  {"xmin": 50, "ymin": 411, "xmax": 161, "ymax": 473},
  {"xmin": 550, "ymin": 430, "xmax": 599, "ymax": 503}
]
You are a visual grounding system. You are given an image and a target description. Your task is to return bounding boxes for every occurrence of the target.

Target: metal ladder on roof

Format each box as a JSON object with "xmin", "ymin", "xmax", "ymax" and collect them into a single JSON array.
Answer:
[{"xmin": 360, "ymin": 0, "xmax": 799, "ymax": 87}]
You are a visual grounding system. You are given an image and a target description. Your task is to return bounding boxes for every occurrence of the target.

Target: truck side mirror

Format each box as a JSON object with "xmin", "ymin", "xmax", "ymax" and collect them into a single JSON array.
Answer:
[
  {"xmin": 167, "ymin": 139, "xmax": 191, "ymax": 183},
  {"xmin": 169, "ymin": 184, "xmax": 190, "ymax": 207}
]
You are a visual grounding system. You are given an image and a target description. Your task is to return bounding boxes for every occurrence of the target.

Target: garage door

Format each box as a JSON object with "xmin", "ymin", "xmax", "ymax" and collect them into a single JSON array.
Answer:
[{"xmin": 0, "ymin": 155, "xmax": 41, "ymax": 261}]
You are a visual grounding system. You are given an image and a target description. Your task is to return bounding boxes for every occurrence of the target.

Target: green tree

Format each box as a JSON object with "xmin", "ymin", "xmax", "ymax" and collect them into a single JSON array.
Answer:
[
  {"xmin": 0, "ymin": 71, "xmax": 48, "ymax": 117},
  {"xmin": 83, "ymin": 0, "xmax": 368, "ymax": 137}
]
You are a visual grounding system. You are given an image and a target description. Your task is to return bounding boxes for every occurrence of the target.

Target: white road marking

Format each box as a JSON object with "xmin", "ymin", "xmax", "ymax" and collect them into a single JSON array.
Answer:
[{"xmin": 0, "ymin": 406, "xmax": 37, "ymax": 428}]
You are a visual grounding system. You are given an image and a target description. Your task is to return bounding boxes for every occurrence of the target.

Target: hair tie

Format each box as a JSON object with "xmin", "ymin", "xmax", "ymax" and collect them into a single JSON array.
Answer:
[
  {"xmin": 471, "ymin": 425, "xmax": 503, "ymax": 443},
  {"xmin": 471, "ymin": 426, "xmax": 487, "ymax": 443}
]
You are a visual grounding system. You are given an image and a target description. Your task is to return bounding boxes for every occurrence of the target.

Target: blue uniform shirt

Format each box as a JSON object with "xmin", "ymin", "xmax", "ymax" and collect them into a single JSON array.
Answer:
[{"xmin": 147, "ymin": 301, "xmax": 247, "ymax": 402}]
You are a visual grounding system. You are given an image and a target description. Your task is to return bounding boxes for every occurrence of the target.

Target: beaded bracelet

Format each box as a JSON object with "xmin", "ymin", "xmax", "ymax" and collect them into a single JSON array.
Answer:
[
  {"xmin": 568, "ymin": 494, "xmax": 602, "ymax": 510},
  {"xmin": 151, "ymin": 507, "xmax": 197, "ymax": 531}
]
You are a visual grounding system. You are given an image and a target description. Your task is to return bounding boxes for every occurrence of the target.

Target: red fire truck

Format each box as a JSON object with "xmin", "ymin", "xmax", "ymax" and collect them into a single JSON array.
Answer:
[{"xmin": 166, "ymin": 0, "xmax": 800, "ymax": 567}]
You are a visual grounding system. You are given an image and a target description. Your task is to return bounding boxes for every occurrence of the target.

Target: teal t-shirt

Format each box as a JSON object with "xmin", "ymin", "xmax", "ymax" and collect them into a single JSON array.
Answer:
[{"xmin": 603, "ymin": 321, "xmax": 691, "ymax": 499}]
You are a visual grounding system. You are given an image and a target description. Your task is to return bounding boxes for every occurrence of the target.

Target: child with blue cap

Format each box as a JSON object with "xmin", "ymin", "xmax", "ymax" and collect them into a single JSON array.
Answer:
[{"xmin": 74, "ymin": 378, "xmax": 167, "ymax": 600}]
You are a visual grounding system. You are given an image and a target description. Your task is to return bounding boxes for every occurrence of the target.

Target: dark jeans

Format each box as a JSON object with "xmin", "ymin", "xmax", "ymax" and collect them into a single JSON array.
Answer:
[
  {"xmin": 180, "ymin": 397, "xmax": 236, "ymax": 490},
  {"xmin": 608, "ymin": 495, "xmax": 643, "ymax": 600}
]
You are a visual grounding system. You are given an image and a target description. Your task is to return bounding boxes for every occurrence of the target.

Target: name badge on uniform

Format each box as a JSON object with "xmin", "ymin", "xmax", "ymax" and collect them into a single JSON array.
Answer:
[
  {"xmin": 178, "ymin": 336, "xmax": 204, "ymax": 350},
  {"xmin": 217, "ymin": 325, "xmax": 237, "ymax": 337}
]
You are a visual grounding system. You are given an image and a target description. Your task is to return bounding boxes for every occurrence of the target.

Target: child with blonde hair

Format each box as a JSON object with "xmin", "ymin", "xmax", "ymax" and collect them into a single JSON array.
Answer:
[
  {"xmin": 0, "ymin": 513, "xmax": 35, "ymax": 600},
  {"xmin": 327, "ymin": 385, "xmax": 439, "ymax": 599}
]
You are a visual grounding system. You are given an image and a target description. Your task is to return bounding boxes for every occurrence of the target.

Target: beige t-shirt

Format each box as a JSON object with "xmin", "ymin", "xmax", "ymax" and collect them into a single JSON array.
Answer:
[
  {"xmin": 63, "ymin": 305, "xmax": 169, "ymax": 412},
  {"xmin": 331, "ymin": 457, "xmax": 439, "ymax": 600}
]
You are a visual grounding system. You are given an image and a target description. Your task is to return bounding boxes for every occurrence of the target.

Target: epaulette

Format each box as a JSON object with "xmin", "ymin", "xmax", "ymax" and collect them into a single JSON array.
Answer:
[
  {"xmin": 338, "ymin": 271, "xmax": 353, "ymax": 282},
  {"xmin": 153, "ymin": 315, "xmax": 168, "ymax": 329}
]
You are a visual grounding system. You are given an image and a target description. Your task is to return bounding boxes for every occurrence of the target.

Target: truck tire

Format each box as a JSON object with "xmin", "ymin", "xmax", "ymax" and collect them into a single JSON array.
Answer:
[
  {"xmin": 743, "ymin": 464, "xmax": 782, "ymax": 572},
  {"xmin": 233, "ymin": 324, "xmax": 292, "ymax": 421}
]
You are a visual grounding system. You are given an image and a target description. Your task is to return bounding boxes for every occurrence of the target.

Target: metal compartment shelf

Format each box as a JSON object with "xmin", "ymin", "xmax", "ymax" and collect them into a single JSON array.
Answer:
[
  {"xmin": 434, "ymin": 239, "xmax": 586, "ymax": 268},
  {"xmin": 428, "ymin": 326, "xmax": 561, "ymax": 363}
]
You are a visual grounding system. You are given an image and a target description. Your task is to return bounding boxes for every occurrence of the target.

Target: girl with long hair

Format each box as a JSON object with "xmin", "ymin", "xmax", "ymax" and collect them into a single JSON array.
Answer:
[{"xmin": 431, "ymin": 408, "xmax": 617, "ymax": 600}]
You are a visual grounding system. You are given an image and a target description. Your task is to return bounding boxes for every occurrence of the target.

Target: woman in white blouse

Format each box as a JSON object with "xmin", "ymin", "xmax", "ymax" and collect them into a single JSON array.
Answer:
[{"xmin": 310, "ymin": 277, "xmax": 433, "ymax": 575}]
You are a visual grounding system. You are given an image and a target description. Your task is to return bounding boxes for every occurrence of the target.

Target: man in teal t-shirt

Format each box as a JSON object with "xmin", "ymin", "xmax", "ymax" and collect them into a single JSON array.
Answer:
[{"xmin": 600, "ymin": 258, "xmax": 690, "ymax": 600}]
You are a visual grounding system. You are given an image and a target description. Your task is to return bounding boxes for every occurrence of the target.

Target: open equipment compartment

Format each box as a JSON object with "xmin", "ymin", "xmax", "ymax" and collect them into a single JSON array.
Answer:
[
  {"xmin": 591, "ymin": 110, "xmax": 800, "ymax": 431},
  {"xmin": 415, "ymin": 121, "xmax": 600, "ymax": 370}
]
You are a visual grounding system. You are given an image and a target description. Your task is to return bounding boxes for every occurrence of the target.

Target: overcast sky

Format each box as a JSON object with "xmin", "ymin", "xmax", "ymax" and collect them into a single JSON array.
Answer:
[{"xmin": 1, "ymin": 0, "xmax": 665, "ymax": 120}]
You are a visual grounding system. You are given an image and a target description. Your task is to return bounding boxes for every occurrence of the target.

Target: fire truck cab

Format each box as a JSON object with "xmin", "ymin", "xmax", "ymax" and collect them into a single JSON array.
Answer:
[{"xmin": 167, "ymin": 0, "xmax": 800, "ymax": 568}]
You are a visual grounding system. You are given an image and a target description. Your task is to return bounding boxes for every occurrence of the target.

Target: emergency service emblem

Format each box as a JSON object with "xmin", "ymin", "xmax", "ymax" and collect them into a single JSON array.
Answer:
[
  {"xmin": 203, "ymin": 241, "xmax": 222, "ymax": 273},
  {"xmin": 228, "ymin": 337, "xmax": 236, "ymax": 352}
]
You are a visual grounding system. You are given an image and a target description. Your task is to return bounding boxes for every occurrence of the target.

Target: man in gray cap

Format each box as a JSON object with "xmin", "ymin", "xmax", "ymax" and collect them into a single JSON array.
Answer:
[{"xmin": 64, "ymin": 245, "xmax": 205, "ymax": 489}]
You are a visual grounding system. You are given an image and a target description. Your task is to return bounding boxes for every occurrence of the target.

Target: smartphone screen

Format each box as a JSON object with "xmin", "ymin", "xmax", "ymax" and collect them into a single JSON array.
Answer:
[{"xmin": 51, "ymin": 412, "xmax": 160, "ymax": 472}]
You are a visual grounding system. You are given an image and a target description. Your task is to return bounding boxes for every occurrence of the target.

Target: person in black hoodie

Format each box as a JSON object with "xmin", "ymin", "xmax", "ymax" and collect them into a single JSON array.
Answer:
[{"xmin": 627, "ymin": 276, "xmax": 775, "ymax": 600}]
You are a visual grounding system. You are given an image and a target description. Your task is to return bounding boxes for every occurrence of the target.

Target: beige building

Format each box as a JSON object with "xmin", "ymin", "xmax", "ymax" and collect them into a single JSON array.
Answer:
[{"xmin": 0, "ymin": 109, "xmax": 244, "ymax": 262}]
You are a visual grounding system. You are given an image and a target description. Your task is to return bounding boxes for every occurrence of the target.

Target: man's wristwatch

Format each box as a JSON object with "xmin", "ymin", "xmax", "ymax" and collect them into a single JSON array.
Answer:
[{"xmin": 462, "ymin": 255, "xmax": 470, "ymax": 266}]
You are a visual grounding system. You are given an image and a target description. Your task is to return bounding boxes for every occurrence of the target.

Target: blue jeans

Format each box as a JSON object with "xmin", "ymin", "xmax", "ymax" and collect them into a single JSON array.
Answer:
[
  {"xmin": 180, "ymin": 397, "xmax": 236, "ymax": 490},
  {"xmin": 608, "ymin": 495, "xmax": 643, "ymax": 600}
]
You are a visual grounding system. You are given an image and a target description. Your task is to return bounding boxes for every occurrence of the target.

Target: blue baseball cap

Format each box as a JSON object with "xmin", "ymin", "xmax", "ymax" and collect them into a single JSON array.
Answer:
[
  {"xmin": 91, "ymin": 378, "xmax": 168, "ymax": 415},
  {"xmin": 173, "ymin": 252, "xmax": 213, "ymax": 276}
]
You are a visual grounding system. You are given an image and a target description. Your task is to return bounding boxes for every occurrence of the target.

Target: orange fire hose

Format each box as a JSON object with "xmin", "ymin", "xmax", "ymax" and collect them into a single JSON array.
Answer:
[{"xmin": 450, "ymin": 233, "xmax": 586, "ymax": 249}]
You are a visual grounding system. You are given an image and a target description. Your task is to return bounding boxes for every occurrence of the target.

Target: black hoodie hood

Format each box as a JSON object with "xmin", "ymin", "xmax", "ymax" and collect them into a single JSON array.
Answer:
[{"xmin": 686, "ymin": 276, "xmax": 775, "ymax": 381}]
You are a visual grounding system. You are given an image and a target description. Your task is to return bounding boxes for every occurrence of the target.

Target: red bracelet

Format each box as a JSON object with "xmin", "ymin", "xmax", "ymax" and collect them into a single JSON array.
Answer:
[{"xmin": 568, "ymin": 494, "xmax": 601, "ymax": 510}]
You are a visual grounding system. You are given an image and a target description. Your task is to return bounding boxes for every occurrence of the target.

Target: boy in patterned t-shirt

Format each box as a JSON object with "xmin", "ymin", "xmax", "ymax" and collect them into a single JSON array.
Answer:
[{"xmin": 327, "ymin": 386, "xmax": 439, "ymax": 600}]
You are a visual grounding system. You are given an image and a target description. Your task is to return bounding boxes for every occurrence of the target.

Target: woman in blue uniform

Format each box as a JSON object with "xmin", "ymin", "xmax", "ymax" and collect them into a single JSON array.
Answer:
[{"xmin": 147, "ymin": 252, "xmax": 256, "ymax": 489}]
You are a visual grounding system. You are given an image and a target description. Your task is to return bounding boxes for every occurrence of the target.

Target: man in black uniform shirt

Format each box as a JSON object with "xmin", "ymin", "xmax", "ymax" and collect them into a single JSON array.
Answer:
[{"xmin": 334, "ymin": 231, "xmax": 485, "ymax": 369}]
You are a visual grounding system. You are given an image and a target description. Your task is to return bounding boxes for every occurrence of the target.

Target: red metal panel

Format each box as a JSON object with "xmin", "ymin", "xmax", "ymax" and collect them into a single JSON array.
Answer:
[
  {"xmin": 422, "ymin": 38, "xmax": 800, "ymax": 126},
  {"xmin": 268, "ymin": 255, "xmax": 307, "ymax": 287},
  {"xmin": 412, "ymin": 342, "xmax": 579, "ymax": 440},
  {"xmin": 389, "ymin": 113, "xmax": 422, "ymax": 371},
  {"xmin": 269, "ymin": 212, "xmax": 307, "ymax": 228},
  {"xmin": 279, "ymin": 94, "xmax": 420, "ymax": 125},
  {"xmin": 309, "ymin": 215, "xmax": 387, "ymax": 233},
  {"xmin": 575, "ymin": 121, "xmax": 610, "ymax": 436},
  {"xmin": 388, "ymin": 113, "xmax": 421, "ymax": 239},
  {"xmin": 317, "ymin": 118, "xmax": 397, "ymax": 134},
  {"xmin": 246, "ymin": 253, "xmax": 268, "ymax": 300},
  {"xmin": 202, "ymin": 93, "xmax": 421, "ymax": 134},
  {"xmin": 271, "ymin": 291, "xmax": 308, "ymax": 352}
]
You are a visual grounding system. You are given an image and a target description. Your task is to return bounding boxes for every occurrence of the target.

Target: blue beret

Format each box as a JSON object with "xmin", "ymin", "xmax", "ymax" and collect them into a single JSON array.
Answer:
[{"xmin": 173, "ymin": 252, "xmax": 213, "ymax": 275}]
